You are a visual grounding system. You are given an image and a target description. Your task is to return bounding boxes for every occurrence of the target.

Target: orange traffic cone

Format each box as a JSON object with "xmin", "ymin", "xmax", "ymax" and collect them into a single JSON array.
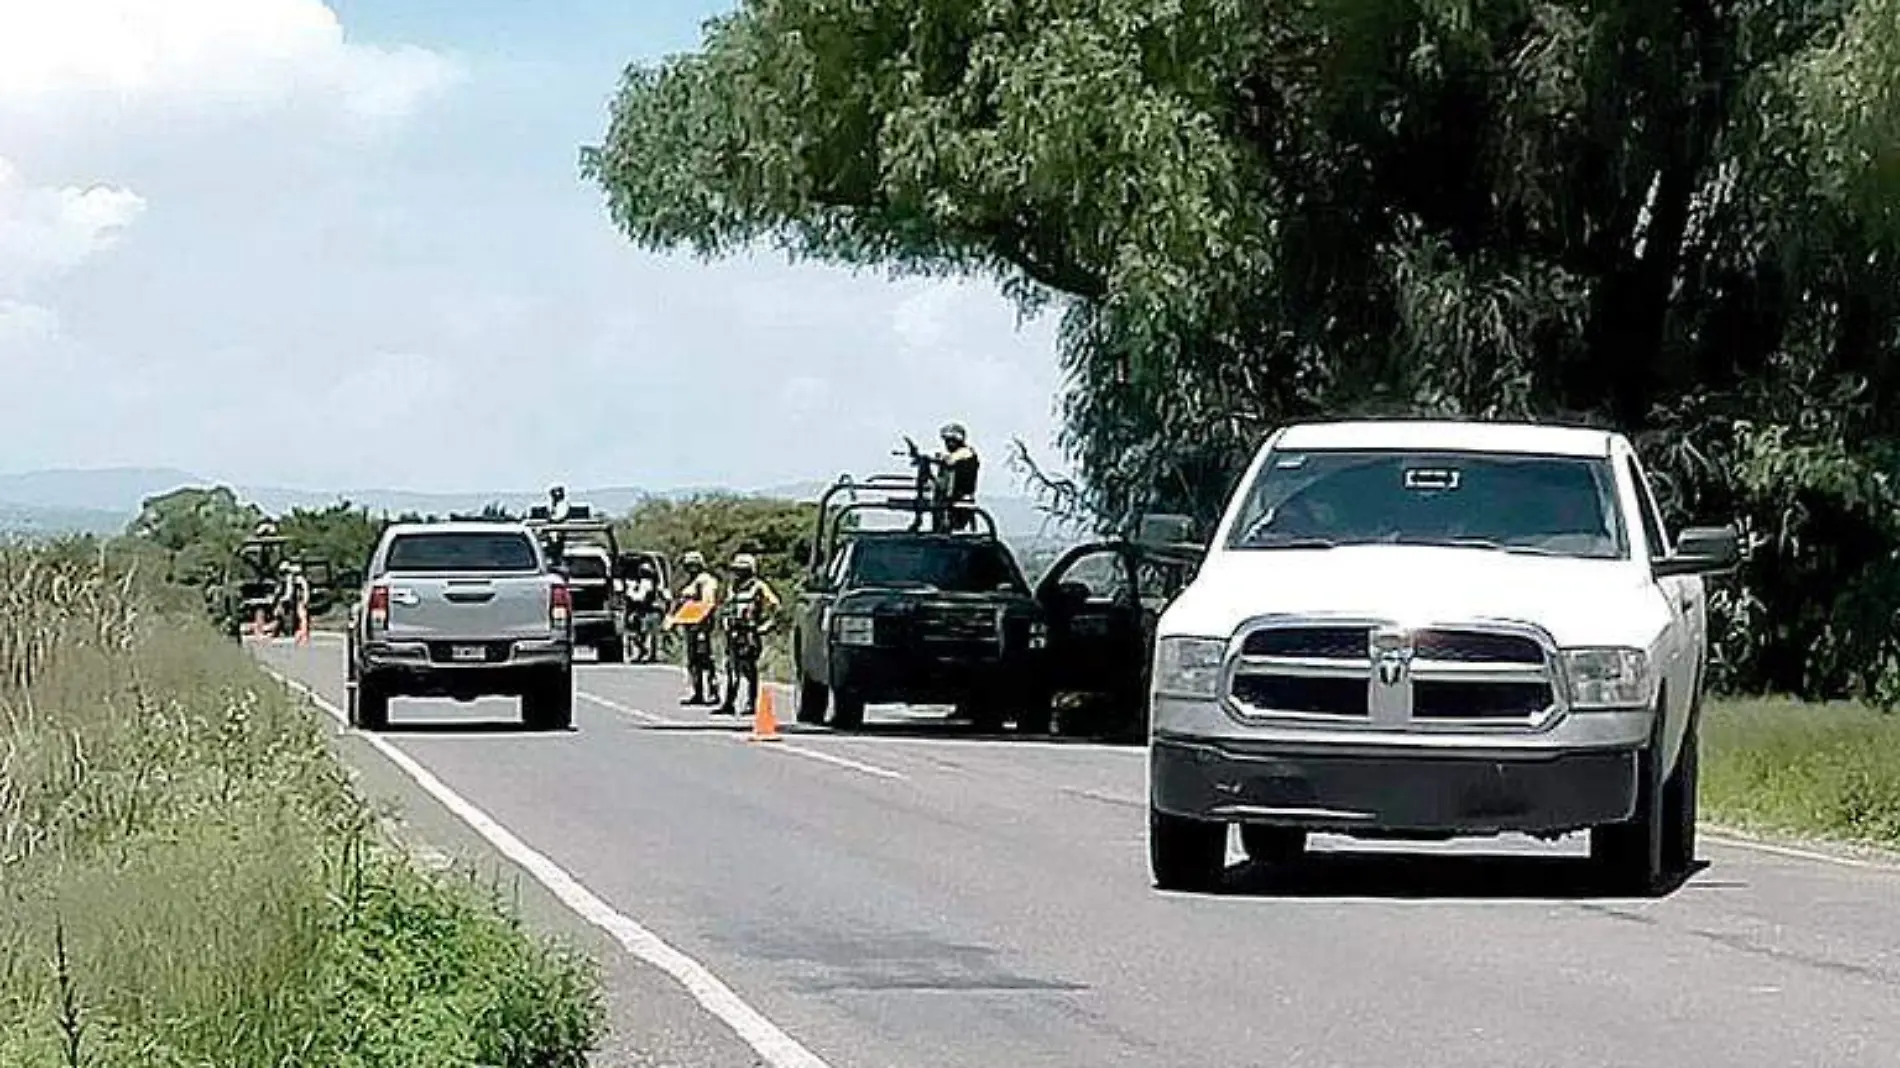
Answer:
[{"xmin": 749, "ymin": 687, "xmax": 781, "ymax": 742}]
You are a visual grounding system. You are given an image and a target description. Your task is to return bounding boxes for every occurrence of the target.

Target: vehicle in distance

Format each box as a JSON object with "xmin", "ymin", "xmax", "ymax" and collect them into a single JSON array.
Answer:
[
  {"xmin": 1146, "ymin": 419, "xmax": 1740, "ymax": 894},
  {"xmin": 792, "ymin": 473, "xmax": 1050, "ymax": 732},
  {"xmin": 526, "ymin": 505, "xmax": 629, "ymax": 663},
  {"xmin": 345, "ymin": 521, "xmax": 575, "ymax": 732}
]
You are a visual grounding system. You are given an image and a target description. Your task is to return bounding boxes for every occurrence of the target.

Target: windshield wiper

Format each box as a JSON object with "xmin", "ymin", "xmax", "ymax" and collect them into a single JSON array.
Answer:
[
  {"xmin": 1395, "ymin": 536, "xmax": 1564, "ymax": 556},
  {"xmin": 1240, "ymin": 535, "xmax": 1340, "ymax": 550}
]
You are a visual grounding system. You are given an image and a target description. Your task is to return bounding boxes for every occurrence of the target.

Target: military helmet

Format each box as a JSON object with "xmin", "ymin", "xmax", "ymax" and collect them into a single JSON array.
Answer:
[
  {"xmin": 682, "ymin": 550, "xmax": 705, "ymax": 569},
  {"xmin": 731, "ymin": 552, "xmax": 758, "ymax": 572},
  {"xmin": 939, "ymin": 421, "xmax": 968, "ymax": 444}
]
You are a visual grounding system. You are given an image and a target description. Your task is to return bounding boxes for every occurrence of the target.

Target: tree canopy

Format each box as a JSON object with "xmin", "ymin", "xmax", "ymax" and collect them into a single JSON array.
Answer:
[{"xmin": 583, "ymin": 0, "xmax": 1900, "ymax": 701}]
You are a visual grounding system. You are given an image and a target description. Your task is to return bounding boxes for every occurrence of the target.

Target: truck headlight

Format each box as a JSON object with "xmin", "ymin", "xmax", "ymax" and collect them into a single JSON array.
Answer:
[
  {"xmin": 1563, "ymin": 647, "xmax": 1653, "ymax": 709},
  {"xmin": 834, "ymin": 614, "xmax": 876, "ymax": 647},
  {"xmin": 1154, "ymin": 637, "xmax": 1226, "ymax": 699}
]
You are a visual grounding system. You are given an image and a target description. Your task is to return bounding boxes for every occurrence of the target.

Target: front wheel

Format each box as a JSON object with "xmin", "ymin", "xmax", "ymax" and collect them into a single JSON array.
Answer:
[
  {"xmin": 830, "ymin": 689, "xmax": 866, "ymax": 731},
  {"xmin": 1150, "ymin": 807, "xmax": 1226, "ymax": 893},
  {"xmin": 795, "ymin": 673, "xmax": 829, "ymax": 724},
  {"xmin": 1591, "ymin": 707, "xmax": 1695, "ymax": 895}
]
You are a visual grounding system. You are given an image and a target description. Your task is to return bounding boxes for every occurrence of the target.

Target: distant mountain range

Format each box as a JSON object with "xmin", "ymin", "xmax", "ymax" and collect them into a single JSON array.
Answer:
[{"xmin": 0, "ymin": 467, "xmax": 1086, "ymax": 545}]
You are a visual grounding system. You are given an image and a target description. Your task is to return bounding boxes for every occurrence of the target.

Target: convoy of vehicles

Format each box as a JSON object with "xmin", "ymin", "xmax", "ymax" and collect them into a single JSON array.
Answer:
[
  {"xmin": 1144, "ymin": 420, "xmax": 1739, "ymax": 894},
  {"xmin": 343, "ymin": 520, "xmax": 575, "ymax": 732},
  {"xmin": 257, "ymin": 417, "xmax": 1744, "ymax": 898}
]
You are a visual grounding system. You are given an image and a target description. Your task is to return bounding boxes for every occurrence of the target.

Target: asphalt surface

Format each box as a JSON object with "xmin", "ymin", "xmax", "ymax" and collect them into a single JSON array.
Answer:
[{"xmin": 257, "ymin": 638, "xmax": 1900, "ymax": 1068}]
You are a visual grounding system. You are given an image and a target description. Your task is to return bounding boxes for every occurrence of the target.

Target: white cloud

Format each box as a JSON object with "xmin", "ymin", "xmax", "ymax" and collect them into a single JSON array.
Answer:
[
  {"xmin": 0, "ymin": 0, "xmax": 461, "ymax": 124},
  {"xmin": 0, "ymin": 3, "xmax": 1069, "ymax": 497},
  {"xmin": 0, "ymin": 157, "xmax": 144, "ymax": 289}
]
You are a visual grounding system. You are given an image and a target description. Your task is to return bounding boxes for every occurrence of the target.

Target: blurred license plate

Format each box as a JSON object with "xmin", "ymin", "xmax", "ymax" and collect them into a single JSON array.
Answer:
[{"xmin": 451, "ymin": 645, "xmax": 486, "ymax": 662}]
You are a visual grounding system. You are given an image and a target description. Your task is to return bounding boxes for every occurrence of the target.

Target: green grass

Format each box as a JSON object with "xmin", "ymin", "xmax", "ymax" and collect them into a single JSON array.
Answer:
[
  {"xmin": 0, "ymin": 545, "xmax": 602, "ymax": 1066},
  {"xmin": 1701, "ymin": 696, "xmax": 1900, "ymax": 848}
]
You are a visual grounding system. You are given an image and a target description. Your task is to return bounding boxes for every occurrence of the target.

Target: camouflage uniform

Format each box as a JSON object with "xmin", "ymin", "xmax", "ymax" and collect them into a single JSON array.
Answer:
[
  {"xmin": 717, "ymin": 554, "xmax": 781, "ymax": 716},
  {"xmin": 676, "ymin": 552, "xmax": 722, "ymax": 705}
]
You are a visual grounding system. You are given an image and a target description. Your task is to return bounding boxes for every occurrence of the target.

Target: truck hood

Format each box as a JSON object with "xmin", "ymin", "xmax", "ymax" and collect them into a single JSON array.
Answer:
[{"xmin": 1160, "ymin": 546, "xmax": 1673, "ymax": 650}]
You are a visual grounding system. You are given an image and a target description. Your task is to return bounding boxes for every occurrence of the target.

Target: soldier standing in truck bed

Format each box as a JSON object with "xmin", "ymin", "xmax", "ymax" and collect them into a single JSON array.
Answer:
[{"xmin": 935, "ymin": 422, "xmax": 979, "ymax": 531}]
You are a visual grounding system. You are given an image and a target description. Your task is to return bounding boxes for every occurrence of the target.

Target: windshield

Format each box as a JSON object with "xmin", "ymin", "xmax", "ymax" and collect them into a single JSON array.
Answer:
[
  {"xmin": 847, "ymin": 538, "xmax": 1025, "ymax": 593},
  {"xmin": 1225, "ymin": 449, "xmax": 1628, "ymax": 559},
  {"xmin": 383, "ymin": 532, "xmax": 540, "ymax": 573}
]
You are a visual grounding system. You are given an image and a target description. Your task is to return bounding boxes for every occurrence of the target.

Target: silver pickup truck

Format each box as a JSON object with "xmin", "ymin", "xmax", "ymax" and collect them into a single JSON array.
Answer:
[{"xmin": 345, "ymin": 521, "xmax": 575, "ymax": 731}]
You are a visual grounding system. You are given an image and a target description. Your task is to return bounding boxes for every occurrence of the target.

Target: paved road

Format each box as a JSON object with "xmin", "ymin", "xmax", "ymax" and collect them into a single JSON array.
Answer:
[{"xmin": 257, "ymin": 639, "xmax": 1900, "ymax": 1068}]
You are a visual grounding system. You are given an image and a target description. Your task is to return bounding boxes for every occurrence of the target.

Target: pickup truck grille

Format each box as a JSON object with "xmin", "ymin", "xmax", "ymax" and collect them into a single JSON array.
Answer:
[
  {"xmin": 1226, "ymin": 620, "xmax": 1557, "ymax": 728},
  {"xmin": 917, "ymin": 606, "xmax": 999, "ymax": 645}
]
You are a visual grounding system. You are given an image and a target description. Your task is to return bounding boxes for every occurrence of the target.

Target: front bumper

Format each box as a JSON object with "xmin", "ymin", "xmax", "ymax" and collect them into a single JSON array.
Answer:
[
  {"xmin": 1149, "ymin": 734, "xmax": 1641, "ymax": 836},
  {"xmin": 362, "ymin": 637, "xmax": 571, "ymax": 675},
  {"xmin": 831, "ymin": 646, "xmax": 1039, "ymax": 703}
]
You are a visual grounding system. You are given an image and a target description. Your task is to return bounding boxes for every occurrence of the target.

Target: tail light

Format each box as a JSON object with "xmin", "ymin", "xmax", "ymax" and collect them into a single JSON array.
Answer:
[
  {"xmin": 550, "ymin": 582, "xmax": 571, "ymax": 628},
  {"xmin": 366, "ymin": 584, "xmax": 390, "ymax": 630}
]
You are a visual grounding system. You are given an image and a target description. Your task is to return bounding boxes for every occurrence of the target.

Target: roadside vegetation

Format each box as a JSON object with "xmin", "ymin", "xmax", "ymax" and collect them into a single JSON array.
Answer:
[{"xmin": 0, "ymin": 541, "xmax": 602, "ymax": 1065}]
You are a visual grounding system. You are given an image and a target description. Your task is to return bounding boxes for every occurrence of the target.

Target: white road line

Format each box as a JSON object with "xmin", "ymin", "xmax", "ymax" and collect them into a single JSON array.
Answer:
[
  {"xmin": 259, "ymin": 667, "xmax": 835, "ymax": 1068},
  {"xmin": 750, "ymin": 739, "xmax": 907, "ymax": 781},
  {"xmin": 577, "ymin": 690, "xmax": 674, "ymax": 725},
  {"xmin": 1702, "ymin": 830, "xmax": 1900, "ymax": 873},
  {"xmin": 578, "ymin": 689, "xmax": 909, "ymax": 781}
]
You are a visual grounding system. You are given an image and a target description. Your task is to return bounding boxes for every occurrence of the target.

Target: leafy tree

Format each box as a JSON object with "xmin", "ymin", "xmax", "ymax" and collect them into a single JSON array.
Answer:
[
  {"xmin": 616, "ymin": 494, "xmax": 817, "ymax": 597},
  {"xmin": 127, "ymin": 487, "xmax": 264, "ymax": 586},
  {"xmin": 584, "ymin": 0, "xmax": 1900, "ymax": 702},
  {"xmin": 276, "ymin": 501, "xmax": 385, "ymax": 576}
]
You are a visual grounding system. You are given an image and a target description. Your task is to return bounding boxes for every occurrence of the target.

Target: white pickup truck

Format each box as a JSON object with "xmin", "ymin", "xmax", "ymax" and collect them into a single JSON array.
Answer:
[{"xmin": 1146, "ymin": 420, "xmax": 1740, "ymax": 894}]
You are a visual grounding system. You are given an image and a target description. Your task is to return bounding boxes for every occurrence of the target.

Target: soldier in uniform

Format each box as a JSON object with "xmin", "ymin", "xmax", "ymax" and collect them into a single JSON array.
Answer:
[
  {"xmin": 934, "ymin": 422, "xmax": 980, "ymax": 531},
  {"xmin": 716, "ymin": 553, "xmax": 781, "ymax": 717},
  {"xmin": 674, "ymin": 550, "xmax": 722, "ymax": 706}
]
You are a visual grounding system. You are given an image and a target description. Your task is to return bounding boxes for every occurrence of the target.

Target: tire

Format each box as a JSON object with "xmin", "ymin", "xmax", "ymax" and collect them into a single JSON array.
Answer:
[
  {"xmin": 1016, "ymin": 691, "xmax": 1054, "ymax": 735},
  {"xmin": 350, "ymin": 675, "xmax": 390, "ymax": 732},
  {"xmin": 830, "ymin": 689, "xmax": 866, "ymax": 731},
  {"xmin": 597, "ymin": 637, "xmax": 626, "ymax": 664},
  {"xmin": 1240, "ymin": 825, "xmax": 1307, "ymax": 865},
  {"xmin": 1150, "ymin": 806, "xmax": 1226, "ymax": 892},
  {"xmin": 1662, "ymin": 715, "xmax": 1700, "ymax": 874},
  {"xmin": 958, "ymin": 691, "xmax": 1006, "ymax": 733},
  {"xmin": 1590, "ymin": 697, "xmax": 1689, "ymax": 895},
  {"xmin": 523, "ymin": 670, "xmax": 574, "ymax": 731},
  {"xmin": 796, "ymin": 674, "xmax": 829, "ymax": 725}
]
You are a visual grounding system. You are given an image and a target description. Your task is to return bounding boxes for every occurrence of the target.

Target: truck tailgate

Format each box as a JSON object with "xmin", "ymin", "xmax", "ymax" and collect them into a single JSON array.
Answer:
[{"xmin": 384, "ymin": 574, "xmax": 556, "ymax": 641}]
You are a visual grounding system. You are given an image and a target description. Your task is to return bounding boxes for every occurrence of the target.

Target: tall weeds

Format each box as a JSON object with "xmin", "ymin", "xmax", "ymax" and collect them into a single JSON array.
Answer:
[{"xmin": 0, "ymin": 544, "xmax": 601, "ymax": 1066}]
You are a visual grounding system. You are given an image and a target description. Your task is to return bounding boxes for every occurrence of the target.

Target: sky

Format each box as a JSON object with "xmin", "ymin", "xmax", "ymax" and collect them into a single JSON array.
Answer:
[{"xmin": 0, "ymin": 0, "xmax": 1068, "ymax": 494}]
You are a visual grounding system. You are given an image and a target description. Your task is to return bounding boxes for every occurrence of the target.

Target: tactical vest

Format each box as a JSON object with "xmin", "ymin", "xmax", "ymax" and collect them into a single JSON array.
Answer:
[{"xmin": 724, "ymin": 580, "xmax": 771, "ymax": 655}]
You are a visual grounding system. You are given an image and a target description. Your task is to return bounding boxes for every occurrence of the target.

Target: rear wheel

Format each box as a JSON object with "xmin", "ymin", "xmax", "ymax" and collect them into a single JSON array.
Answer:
[
  {"xmin": 523, "ymin": 670, "xmax": 574, "ymax": 731},
  {"xmin": 1150, "ymin": 807, "xmax": 1226, "ymax": 892},
  {"xmin": 350, "ymin": 675, "xmax": 390, "ymax": 732},
  {"xmin": 1240, "ymin": 825, "xmax": 1307, "ymax": 865}
]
